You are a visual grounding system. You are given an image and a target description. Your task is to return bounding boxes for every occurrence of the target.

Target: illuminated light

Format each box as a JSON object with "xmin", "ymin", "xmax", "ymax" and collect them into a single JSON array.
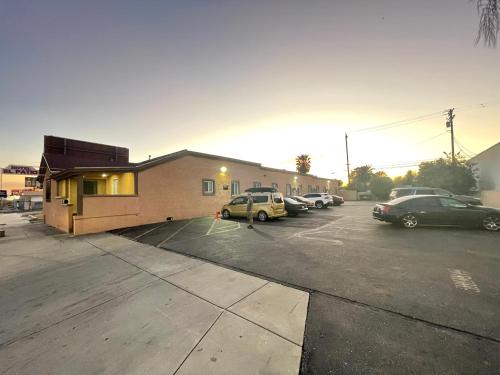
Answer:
[
  {"xmin": 294, "ymin": 176, "xmax": 298, "ymax": 180},
  {"xmin": 220, "ymin": 166, "xmax": 227, "ymax": 173},
  {"xmin": 102, "ymin": 173, "xmax": 107, "ymax": 178}
]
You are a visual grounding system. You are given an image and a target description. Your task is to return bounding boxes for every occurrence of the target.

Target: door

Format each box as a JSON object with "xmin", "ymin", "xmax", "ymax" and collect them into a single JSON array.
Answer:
[
  {"xmin": 230, "ymin": 196, "xmax": 247, "ymax": 217},
  {"xmin": 438, "ymin": 197, "xmax": 480, "ymax": 226},
  {"xmin": 415, "ymin": 197, "xmax": 447, "ymax": 225}
]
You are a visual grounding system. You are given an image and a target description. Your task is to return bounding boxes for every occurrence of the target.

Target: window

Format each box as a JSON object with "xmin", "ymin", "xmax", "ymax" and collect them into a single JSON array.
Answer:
[
  {"xmin": 298, "ymin": 185, "xmax": 302, "ymax": 195},
  {"xmin": 272, "ymin": 183, "xmax": 278, "ymax": 190},
  {"xmin": 231, "ymin": 196, "xmax": 247, "ymax": 205},
  {"xmin": 253, "ymin": 181, "xmax": 261, "ymax": 188},
  {"xmin": 436, "ymin": 189, "xmax": 452, "ymax": 196},
  {"xmin": 83, "ymin": 180, "xmax": 98, "ymax": 195},
  {"xmin": 231, "ymin": 180, "xmax": 240, "ymax": 196},
  {"xmin": 316, "ymin": 185, "xmax": 320, "ymax": 193},
  {"xmin": 308, "ymin": 185, "xmax": 312, "ymax": 193},
  {"xmin": 286, "ymin": 184, "xmax": 292, "ymax": 196},
  {"xmin": 252, "ymin": 195, "xmax": 268, "ymax": 203},
  {"xmin": 439, "ymin": 197, "xmax": 467, "ymax": 208},
  {"xmin": 273, "ymin": 193, "xmax": 283, "ymax": 203},
  {"xmin": 415, "ymin": 189, "xmax": 435, "ymax": 195},
  {"xmin": 396, "ymin": 189, "xmax": 412, "ymax": 198},
  {"xmin": 112, "ymin": 178, "xmax": 119, "ymax": 195},
  {"xmin": 202, "ymin": 179, "xmax": 215, "ymax": 195},
  {"xmin": 45, "ymin": 179, "xmax": 51, "ymax": 202},
  {"xmin": 25, "ymin": 177, "xmax": 37, "ymax": 187}
]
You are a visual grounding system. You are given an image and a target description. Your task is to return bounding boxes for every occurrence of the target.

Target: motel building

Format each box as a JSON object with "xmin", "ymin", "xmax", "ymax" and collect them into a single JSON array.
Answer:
[{"xmin": 39, "ymin": 136, "xmax": 338, "ymax": 235}]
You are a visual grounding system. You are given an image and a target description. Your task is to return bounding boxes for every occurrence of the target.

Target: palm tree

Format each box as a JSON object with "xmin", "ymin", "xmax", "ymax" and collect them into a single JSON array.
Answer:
[
  {"xmin": 476, "ymin": 0, "xmax": 499, "ymax": 47},
  {"xmin": 295, "ymin": 154, "xmax": 311, "ymax": 175},
  {"xmin": 350, "ymin": 165, "xmax": 374, "ymax": 191}
]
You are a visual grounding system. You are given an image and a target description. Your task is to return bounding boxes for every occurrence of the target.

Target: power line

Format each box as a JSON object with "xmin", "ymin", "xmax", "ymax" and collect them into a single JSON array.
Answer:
[{"xmin": 352, "ymin": 110, "xmax": 446, "ymax": 134}]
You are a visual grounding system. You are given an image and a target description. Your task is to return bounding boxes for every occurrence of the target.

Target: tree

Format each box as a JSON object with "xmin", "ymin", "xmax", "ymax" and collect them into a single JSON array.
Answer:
[
  {"xmin": 349, "ymin": 165, "xmax": 374, "ymax": 191},
  {"xmin": 295, "ymin": 154, "xmax": 311, "ymax": 175},
  {"xmin": 393, "ymin": 170, "xmax": 417, "ymax": 187},
  {"xmin": 332, "ymin": 179, "xmax": 343, "ymax": 188},
  {"xmin": 374, "ymin": 171, "xmax": 388, "ymax": 177},
  {"xmin": 370, "ymin": 176, "xmax": 394, "ymax": 200},
  {"xmin": 416, "ymin": 154, "xmax": 476, "ymax": 194},
  {"xmin": 475, "ymin": 0, "xmax": 499, "ymax": 47}
]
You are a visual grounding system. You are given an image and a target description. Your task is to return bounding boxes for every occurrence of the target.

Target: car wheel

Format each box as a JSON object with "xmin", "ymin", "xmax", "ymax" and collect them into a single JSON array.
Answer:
[
  {"xmin": 222, "ymin": 209, "xmax": 230, "ymax": 219},
  {"xmin": 315, "ymin": 201, "xmax": 324, "ymax": 209},
  {"xmin": 482, "ymin": 215, "xmax": 500, "ymax": 231},
  {"xmin": 401, "ymin": 214, "xmax": 418, "ymax": 229},
  {"xmin": 257, "ymin": 211, "xmax": 268, "ymax": 222}
]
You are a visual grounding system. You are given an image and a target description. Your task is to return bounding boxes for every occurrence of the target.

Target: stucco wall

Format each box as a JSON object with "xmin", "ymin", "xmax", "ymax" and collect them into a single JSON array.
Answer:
[
  {"xmin": 481, "ymin": 190, "xmax": 500, "ymax": 208},
  {"xmin": 43, "ymin": 179, "xmax": 74, "ymax": 232},
  {"xmin": 469, "ymin": 143, "xmax": 500, "ymax": 191},
  {"xmin": 135, "ymin": 155, "xmax": 337, "ymax": 224},
  {"xmin": 73, "ymin": 196, "xmax": 140, "ymax": 235}
]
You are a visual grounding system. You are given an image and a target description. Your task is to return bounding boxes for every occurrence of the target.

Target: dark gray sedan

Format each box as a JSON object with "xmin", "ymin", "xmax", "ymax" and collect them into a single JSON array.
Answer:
[{"xmin": 373, "ymin": 195, "xmax": 500, "ymax": 231}]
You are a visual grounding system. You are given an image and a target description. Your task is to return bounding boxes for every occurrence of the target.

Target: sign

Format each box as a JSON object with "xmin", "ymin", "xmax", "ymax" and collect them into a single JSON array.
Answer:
[
  {"xmin": 0, "ymin": 190, "xmax": 6, "ymax": 198},
  {"xmin": 1, "ymin": 165, "xmax": 38, "ymax": 175}
]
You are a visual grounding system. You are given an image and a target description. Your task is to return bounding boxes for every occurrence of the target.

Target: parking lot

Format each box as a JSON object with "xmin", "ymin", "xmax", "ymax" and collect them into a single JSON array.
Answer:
[{"xmin": 117, "ymin": 202, "xmax": 500, "ymax": 374}]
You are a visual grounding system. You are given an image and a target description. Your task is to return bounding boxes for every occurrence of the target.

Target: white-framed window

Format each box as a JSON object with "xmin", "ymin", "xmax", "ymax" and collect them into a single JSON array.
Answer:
[
  {"xmin": 253, "ymin": 181, "xmax": 261, "ymax": 188},
  {"xmin": 271, "ymin": 183, "xmax": 278, "ymax": 190},
  {"xmin": 286, "ymin": 184, "xmax": 292, "ymax": 196},
  {"xmin": 202, "ymin": 179, "xmax": 215, "ymax": 196},
  {"xmin": 231, "ymin": 180, "xmax": 240, "ymax": 196},
  {"xmin": 112, "ymin": 178, "xmax": 119, "ymax": 195},
  {"xmin": 308, "ymin": 185, "xmax": 312, "ymax": 193}
]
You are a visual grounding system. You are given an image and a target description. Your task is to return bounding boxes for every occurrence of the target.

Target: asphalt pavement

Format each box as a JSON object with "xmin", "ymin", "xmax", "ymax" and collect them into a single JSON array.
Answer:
[{"xmin": 118, "ymin": 202, "xmax": 500, "ymax": 374}]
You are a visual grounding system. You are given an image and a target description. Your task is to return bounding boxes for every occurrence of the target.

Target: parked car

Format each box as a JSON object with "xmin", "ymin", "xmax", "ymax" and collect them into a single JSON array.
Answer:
[
  {"xmin": 358, "ymin": 191, "xmax": 373, "ymax": 200},
  {"xmin": 302, "ymin": 193, "xmax": 333, "ymax": 209},
  {"xmin": 284, "ymin": 197, "xmax": 308, "ymax": 216},
  {"xmin": 389, "ymin": 187, "xmax": 482, "ymax": 206},
  {"xmin": 331, "ymin": 194, "xmax": 344, "ymax": 206},
  {"xmin": 221, "ymin": 191, "xmax": 286, "ymax": 222},
  {"xmin": 291, "ymin": 195, "xmax": 315, "ymax": 208},
  {"xmin": 373, "ymin": 195, "xmax": 500, "ymax": 231}
]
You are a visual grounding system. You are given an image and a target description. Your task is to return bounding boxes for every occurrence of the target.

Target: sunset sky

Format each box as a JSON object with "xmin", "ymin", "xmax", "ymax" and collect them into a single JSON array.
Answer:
[{"xmin": 1, "ymin": 0, "xmax": 499, "ymax": 181}]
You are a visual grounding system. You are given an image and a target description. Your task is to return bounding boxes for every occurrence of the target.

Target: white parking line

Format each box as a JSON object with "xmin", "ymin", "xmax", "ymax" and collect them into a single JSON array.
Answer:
[
  {"xmin": 157, "ymin": 219, "xmax": 193, "ymax": 247},
  {"xmin": 206, "ymin": 219, "xmax": 217, "ymax": 235},
  {"xmin": 291, "ymin": 222, "xmax": 344, "ymax": 246},
  {"xmin": 449, "ymin": 269, "xmax": 480, "ymax": 293},
  {"xmin": 134, "ymin": 223, "xmax": 167, "ymax": 240}
]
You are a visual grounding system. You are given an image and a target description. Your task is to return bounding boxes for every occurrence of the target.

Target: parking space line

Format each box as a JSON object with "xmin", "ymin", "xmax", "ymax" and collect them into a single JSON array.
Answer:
[
  {"xmin": 134, "ymin": 223, "xmax": 167, "ymax": 240},
  {"xmin": 449, "ymin": 269, "xmax": 480, "ymax": 293},
  {"xmin": 157, "ymin": 219, "xmax": 193, "ymax": 247},
  {"xmin": 206, "ymin": 219, "xmax": 217, "ymax": 235},
  {"xmin": 209, "ymin": 222, "xmax": 241, "ymax": 235}
]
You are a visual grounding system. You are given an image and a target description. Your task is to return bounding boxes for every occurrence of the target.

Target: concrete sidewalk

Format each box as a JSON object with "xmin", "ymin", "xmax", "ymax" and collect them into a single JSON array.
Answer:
[{"xmin": 0, "ymin": 214, "xmax": 308, "ymax": 375}]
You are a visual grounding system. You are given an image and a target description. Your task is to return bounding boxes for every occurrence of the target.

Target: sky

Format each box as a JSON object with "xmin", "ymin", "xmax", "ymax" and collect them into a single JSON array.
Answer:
[{"xmin": 0, "ymin": 0, "xmax": 499, "ymax": 181}]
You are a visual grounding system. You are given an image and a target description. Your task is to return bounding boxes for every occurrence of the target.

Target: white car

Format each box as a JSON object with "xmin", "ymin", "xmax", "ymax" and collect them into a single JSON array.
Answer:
[{"xmin": 302, "ymin": 193, "xmax": 333, "ymax": 209}]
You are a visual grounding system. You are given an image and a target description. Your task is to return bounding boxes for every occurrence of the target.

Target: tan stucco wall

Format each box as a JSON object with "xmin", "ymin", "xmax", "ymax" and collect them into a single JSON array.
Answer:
[
  {"xmin": 73, "ymin": 196, "xmax": 140, "ymax": 235},
  {"xmin": 44, "ymin": 179, "xmax": 74, "ymax": 232},
  {"xmin": 481, "ymin": 190, "xmax": 500, "ymax": 208},
  {"xmin": 133, "ymin": 155, "xmax": 337, "ymax": 225}
]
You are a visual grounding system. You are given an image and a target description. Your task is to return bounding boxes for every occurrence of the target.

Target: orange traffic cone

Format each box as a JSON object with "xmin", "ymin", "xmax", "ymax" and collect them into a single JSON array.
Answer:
[{"xmin": 215, "ymin": 211, "xmax": 220, "ymax": 220}]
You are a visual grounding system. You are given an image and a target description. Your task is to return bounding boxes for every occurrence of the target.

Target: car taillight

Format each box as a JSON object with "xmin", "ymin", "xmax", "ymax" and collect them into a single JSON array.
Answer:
[{"xmin": 382, "ymin": 205, "xmax": 391, "ymax": 214}]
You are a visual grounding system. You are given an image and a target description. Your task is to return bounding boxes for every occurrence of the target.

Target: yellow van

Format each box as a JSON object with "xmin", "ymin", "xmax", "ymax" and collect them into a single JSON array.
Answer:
[{"xmin": 221, "ymin": 191, "xmax": 286, "ymax": 221}]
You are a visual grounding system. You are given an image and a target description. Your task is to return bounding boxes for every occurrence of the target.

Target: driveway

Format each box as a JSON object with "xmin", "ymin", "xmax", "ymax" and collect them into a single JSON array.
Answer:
[{"xmin": 119, "ymin": 202, "xmax": 500, "ymax": 374}]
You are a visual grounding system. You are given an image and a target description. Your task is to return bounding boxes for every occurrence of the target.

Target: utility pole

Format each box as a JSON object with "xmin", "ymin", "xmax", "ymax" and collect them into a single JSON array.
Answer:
[
  {"xmin": 345, "ymin": 133, "xmax": 351, "ymax": 185},
  {"xmin": 446, "ymin": 108, "xmax": 455, "ymax": 163}
]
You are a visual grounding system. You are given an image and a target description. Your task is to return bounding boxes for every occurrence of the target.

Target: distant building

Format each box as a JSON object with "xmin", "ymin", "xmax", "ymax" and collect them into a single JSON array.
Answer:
[
  {"xmin": 468, "ymin": 141, "xmax": 500, "ymax": 208},
  {"xmin": 0, "ymin": 164, "xmax": 40, "ymax": 197},
  {"xmin": 39, "ymin": 135, "xmax": 338, "ymax": 235}
]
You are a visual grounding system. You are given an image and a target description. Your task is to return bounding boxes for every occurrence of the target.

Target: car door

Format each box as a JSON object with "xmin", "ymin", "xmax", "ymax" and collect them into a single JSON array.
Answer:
[
  {"xmin": 230, "ymin": 197, "xmax": 247, "ymax": 217},
  {"xmin": 438, "ymin": 197, "xmax": 480, "ymax": 226},
  {"xmin": 417, "ymin": 197, "xmax": 447, "ymax": 224}
]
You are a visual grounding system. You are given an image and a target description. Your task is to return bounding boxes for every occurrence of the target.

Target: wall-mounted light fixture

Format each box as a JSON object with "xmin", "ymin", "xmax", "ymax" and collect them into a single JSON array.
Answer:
[
  {"xmin": 293, "ymin": 176, "xmax": 298, "ymax": 180},
  {"xmin": 102, "ymin": 173, "xmax": 107, "ymax": 178},
  {"xmin": 220, "ymin": 166, "xmax": 227, "ymax": 173}
]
